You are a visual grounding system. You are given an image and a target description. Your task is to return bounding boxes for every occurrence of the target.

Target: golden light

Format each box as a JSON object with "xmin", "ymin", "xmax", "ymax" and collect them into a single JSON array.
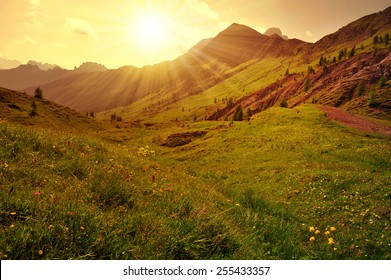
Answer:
[{"xmin": 128, "ymin": 11, "xmax": 171, "ymax": 48}]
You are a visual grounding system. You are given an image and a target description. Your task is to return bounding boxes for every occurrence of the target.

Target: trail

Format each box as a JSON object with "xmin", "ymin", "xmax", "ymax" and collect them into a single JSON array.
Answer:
[{"xmin": 319, "ymin": 105, "xmax": 391, "ymax": 136}]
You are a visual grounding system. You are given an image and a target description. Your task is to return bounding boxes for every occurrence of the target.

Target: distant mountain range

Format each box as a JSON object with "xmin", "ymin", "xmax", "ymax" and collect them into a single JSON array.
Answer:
[
  {"xmin": 0, "ymin": 61, "xmax": 107, "ymax": 91},
  {"xmin": 1, "ymin": 6, "xmax": 390, "ymax": 118}
]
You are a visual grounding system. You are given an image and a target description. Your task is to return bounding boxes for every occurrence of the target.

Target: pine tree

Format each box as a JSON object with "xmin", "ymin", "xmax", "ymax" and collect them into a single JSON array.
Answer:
[
  {"xmin": 356, "ymin": 81, "xmax": 365, "ymax": 97},
  {"xmin": 349, "ymin": 45, "xmax": 356, "ymax": 58},
  {"xmin": 373, "ymin": 35, "xmax": 379, "ymax": 44},
  {"xmin": 304, "ymin": 77, "xmax": 311, "ymax": 92},
  {"xmin": 34, "ymin": 87, "xmax": 43, "ymax": 99},
  {"xmin": 379, "ymin": 76, "xmax": 386, "ymax": 88},
  {"xmin": 279, "ymin": 98, "xmax": 288, "ymax": 108},
  {"xmin": 384, "ymin": 33, "xmax": 389, "ymax": 45},
  {"xmin": 29, "ymin": 100, "xmax": 37, "ymax": 116},
  {"xmin": 233, "ymin": 105, "xmax": 243, "ymax": 121}
]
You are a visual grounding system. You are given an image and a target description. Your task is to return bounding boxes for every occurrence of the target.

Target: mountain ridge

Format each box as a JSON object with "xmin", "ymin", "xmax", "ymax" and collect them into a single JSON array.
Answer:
[{"xmin": 2, "ymin": 6, "xmax": 390, "ymax": 117}]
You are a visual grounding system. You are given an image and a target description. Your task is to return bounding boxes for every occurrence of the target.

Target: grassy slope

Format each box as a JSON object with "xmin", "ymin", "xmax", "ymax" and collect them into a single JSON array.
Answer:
[
  {"xmin": 99, "ymin": 28, "xmax": 391, "ymax": 124},
  {"xmin": 1, "ymin": 105, "xmax": 390, "ymax": 259},
  {"xmin": 0, "ymin": 87, "xmax": 100, "ymax": 132}
]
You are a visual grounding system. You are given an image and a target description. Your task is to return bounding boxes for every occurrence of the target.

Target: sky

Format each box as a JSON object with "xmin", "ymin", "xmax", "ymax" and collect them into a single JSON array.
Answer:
[{"xmin": 0, "ymin": 0, "xmax": 390, "ymax": 69}]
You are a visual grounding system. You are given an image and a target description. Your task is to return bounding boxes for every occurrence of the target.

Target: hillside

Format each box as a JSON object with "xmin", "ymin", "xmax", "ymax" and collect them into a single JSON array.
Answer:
[
  {"xmin": 1, "ymin": 104, "xmax": 390, "ymax": 260},
  {"xmin": 21, "ymin": 24, "xmax": 309, "ymax": 114},
  {"xmin": 0, "ymin": 87, "xmax": 100, "ymax": 131}
]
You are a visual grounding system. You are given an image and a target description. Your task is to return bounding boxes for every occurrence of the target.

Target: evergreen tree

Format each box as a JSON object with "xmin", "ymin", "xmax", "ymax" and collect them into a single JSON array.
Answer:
[
  {"xmin": 29, "ymin": 100, "xmax": 37, "ymax": 116},
  {"xmin": 304, "ymin": 77, "xmax": 311, "ymax": 92},
  {"xmin": 373, "ymin": 35, "xmax": 379, "ymax": 44},
  {"xmin": 34, "ymin": 87, "xmax": 43, "ymax": 99},
  {"xmin": 384, "ymin": 33, "xmax": 390, "ymax": 45},
  {"xmin": 378, "ymin": 76, "xmax": 386, "ymax": 88},
  {"xmin": 349, "ymin": 45, "xmax": 356, "ymax": 58},
  {"xmin": 356, "ymin": 81, "xmax": 365, "ymax": 97},
  {"xmin": 338, "ymin": 50, "xmax": 345, "ymax": 60},
  {"xmin": 233, "ymin": 105, "xmax": 243, "ymax": 121},
  {"xmin": 279, "ymin": 98, "xmax": 288, "ymax": 108}
]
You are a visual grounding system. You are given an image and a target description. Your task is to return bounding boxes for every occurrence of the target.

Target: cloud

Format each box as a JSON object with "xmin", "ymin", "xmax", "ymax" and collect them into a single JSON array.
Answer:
[
  {"xmin": 65, "ymin": 18, "xmax": 97, "ymax": 39},
  {"xmin": 190, "ymin": 1, "xmax": 220, "ymax": 20}
]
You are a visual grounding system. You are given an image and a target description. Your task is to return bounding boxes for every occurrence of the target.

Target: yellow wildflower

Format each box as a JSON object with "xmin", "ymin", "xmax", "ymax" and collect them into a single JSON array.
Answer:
[
  {"xmin": 315, "ymin": 230, "xmax": 320, "ymax": 234},
  {"xmin": 310, "ymin": 236, "xmax": 315, "ymax": 241},
  {"xmin": 328, "ymin": 238, "xmax": 335, "ymax": 245},
  {"xmin": 334, "ymin": 247, "xmax": 337, "ymax": 251},
  {"xmin": 309, "ymin": 226, "xmax": 315, "ymax": 232},
  {"xmin": 38, "ymin": 250, "xmax": 43, "ymax": 255},
  {"xmin": 325, "ymin": 231, "xmax": 330, "ymax": 235},
  {"xmin": 10, "ymin": 224, "xmax": 14, "ymax": 228},
  {"xmin": 330, "ymin": 226, "xmax": 336, "ymax": 231},
  {"xmin": 10, "ymin": 212, "xmax": 16, "ymax": 216}
]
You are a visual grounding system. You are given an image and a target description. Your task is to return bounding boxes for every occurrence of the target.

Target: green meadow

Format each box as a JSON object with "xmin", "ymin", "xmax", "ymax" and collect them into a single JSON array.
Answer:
[{"xmin": 1, "ymin": 104, "xmax": 390, "ymax": 259}]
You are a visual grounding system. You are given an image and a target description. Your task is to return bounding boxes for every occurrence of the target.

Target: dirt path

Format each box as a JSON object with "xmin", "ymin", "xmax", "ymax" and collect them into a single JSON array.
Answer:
[{"xmin": 319, "ymin": 105, "xmax": 391, "ymax": 136}]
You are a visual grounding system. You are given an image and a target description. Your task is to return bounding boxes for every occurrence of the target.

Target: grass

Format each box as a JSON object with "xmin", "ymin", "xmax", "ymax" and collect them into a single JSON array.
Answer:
[{"xmin": 1, "ymin": 104, "xmax": 390, "ymax": 260}]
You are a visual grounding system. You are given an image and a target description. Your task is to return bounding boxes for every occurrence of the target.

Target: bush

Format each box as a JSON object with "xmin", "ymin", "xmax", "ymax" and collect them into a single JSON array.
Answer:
[{"xmin": 280, "ymin": 98, "xmax": 288, "ymax": 108}]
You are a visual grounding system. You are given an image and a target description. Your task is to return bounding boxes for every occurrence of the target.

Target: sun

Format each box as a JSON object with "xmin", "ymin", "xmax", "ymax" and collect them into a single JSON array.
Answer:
[{"xmin": 129, "ymin": 11, "xmax": 170, "ymax": 47}]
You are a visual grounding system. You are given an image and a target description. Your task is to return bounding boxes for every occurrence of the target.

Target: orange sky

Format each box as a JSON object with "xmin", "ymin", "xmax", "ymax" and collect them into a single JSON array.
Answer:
[{"xmin": 0, "ymin": 0, "xmax": 390, "ymax": 69}]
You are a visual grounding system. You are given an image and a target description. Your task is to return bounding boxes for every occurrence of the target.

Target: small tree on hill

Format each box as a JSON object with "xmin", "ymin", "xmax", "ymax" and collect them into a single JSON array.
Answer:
[
  {"xmin": 384, "ymin": 33, "xmax": 390, "ymax": 45},
  {"xmin": 280, "ymin": 98, "xmax": 288, "ymax": 108},
  {"xmin": 349, "ymin": 45, "xmax": 356, "ymax": 58},
  {"xmin": 233, "ymin": 105, "xmax": 243, "ymax": 121},
  {"xmin": 29, "ymin": 100, "xmax": 37, "ymax": 116},
  {"xmin": 373, "ymin": 35, "xmax": 379, "ymax": 44},
  {"xmin": 34, "ymin": 87, "xmax": 43, "ymax": 99},
  {"xmin": 378, "ymin": 76, "xmax": 386, "ymax": 88},
  {"xmin": 304, "ymin": 77, "xmax": 311, "ymax": 92},
  {"xmin": 356, "ymin": 80, "xmax": 365, "ymax": 97}
]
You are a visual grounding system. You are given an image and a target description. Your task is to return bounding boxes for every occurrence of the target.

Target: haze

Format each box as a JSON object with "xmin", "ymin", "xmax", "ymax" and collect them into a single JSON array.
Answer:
[{"xmin": 1, "ymin": 0, "xmax": 390, "ymax": 69}]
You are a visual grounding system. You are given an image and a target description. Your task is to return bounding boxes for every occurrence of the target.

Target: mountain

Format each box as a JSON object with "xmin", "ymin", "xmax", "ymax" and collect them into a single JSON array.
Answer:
[
  {"xmin": 8, "ymin": 6, "xmax": 391, "ymax": 120},
  {"xmin": 74, "ymin": 62, "xmax": 107, "ymax": 73},
  {"xmin": 0, "ymin": 61, "xmax": 108, "ymax": 91},
  {"xmin": 27, "ymin": 60, "xmax": 60, "ymax": 71},
  {"xmin": 0, "ymin": 57, "xmax": 21, "ymax": 70},
  {"xmin": 264, "ymin": 27, "xmax": 288, "ymax": 40},
  {"xmin": 22, "ymin": 23, "xmax": 309, "ymax": 113},
  {"xmin": 0, "ymin": 64, "xmax": 70, "ymax": 91},
  {"xmin": 313, "ymin": 6, "xmax": 391, "ymax": 51},
  {"xmin": 199, "ymin": 23, "xmax": 306, "ymax": 66}
]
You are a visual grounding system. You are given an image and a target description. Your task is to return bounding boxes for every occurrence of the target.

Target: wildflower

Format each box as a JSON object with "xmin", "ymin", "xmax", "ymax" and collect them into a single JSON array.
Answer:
[
  {"xmin": 330, "ymin": 226, "xmax": 336, "ymax": 231},
  {"xmin": 309, "ymin": 226, "xmax": 315, "ymax": 232},
  {"xmin": 10, "ymin": 212, "xmax": 16, "ymax": 216},
  {"xmin": 235, "ymin": 203, "xmax": 240, "ymax": 207},
  {"xmin": 334, "ymin": 247, "xmax": 337, "ymax": 251},
  {"xmin": 10, "ymin": 224, "xmax": 14, "ymax": 228},
  {"xmin": 315, "ymin": 230, "xmax": 320, "ymax": 234},
  {"xmin": 80, "ymin": 226, "xmax": 85, "ymax": 230},
  {"xmin": 38, "ymin": 250, "xmax": 43, "ymax": 255},
  {"xmin": 328, "ymin": 238, "xmax": 335, "ymax": 245},
  {"xmin": 325, "ymin": 231, "xmax": 330, "ymax": 236},
  {"xmin": 33, "ymin": 191, "xmax": 41, "ymax": 196},
  {"xmin": 310, "ymin": 236, "xmax": 315, "ymax": 242}
]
